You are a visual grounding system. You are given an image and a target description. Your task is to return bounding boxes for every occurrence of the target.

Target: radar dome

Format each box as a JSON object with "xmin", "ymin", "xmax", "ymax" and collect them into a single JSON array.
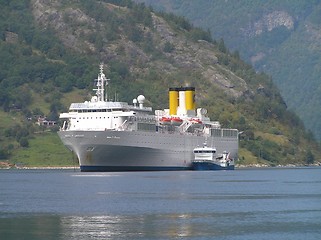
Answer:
[
  {"xmin": 200, "ymin": 108, "xmax": 207, "ymax": 115},
  {"xmin": 91, "ymin": 96, "xmax": 98, "ymax": 102},
  {"xmin": 137, "ymin": 95, "xmax": 145, "ymax": 103}
]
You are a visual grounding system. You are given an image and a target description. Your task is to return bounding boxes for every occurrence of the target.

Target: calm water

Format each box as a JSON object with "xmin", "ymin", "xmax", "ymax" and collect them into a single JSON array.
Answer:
[{"xmin": 0, "ymin": 168, "xmax": 321, "ymax": 240}]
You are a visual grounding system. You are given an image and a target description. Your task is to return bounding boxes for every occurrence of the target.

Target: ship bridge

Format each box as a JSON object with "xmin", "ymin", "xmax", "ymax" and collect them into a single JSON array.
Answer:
[{"xmin": 68, "ymin": 101, "xmax": 152, "ymax": 114}]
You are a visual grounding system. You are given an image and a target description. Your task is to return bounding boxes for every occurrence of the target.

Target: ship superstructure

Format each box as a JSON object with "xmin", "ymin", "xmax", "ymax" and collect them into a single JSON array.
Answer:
[{"xmin": 58, "ymin": 64, "xmax": 238, "ymax": 171}]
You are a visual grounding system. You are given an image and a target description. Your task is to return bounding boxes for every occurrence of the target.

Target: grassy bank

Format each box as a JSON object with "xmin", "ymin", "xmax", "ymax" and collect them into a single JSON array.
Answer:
[{"xmin": 10, "ymin": 132, "xmax": 75, "ymax": 167}]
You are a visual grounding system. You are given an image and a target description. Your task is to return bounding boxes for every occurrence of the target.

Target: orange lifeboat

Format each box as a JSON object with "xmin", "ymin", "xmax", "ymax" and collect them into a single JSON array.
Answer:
[
  {"xmin": 171, "ymin": 117, "xmax": 183, "ymax": 125},
  {"xmin": 160, "ymin": 116, "xmax": 172, "ymax": 124},
  {"xmin": 190, "ymin": 118, "xmax": 202, "ymax": 124}
]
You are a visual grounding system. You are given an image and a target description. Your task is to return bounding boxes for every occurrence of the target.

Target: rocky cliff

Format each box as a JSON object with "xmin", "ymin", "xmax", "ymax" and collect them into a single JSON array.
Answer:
[
  {"xmin": 132, "ymin": 0, "xmax": 321, "ymax": 140},
  {"xmin": 31, "ymin": 0, "xmax": 249, "ymax": 99}
]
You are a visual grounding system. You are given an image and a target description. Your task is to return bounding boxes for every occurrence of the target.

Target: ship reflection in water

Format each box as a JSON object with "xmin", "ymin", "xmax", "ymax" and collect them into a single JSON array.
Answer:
[
  {"xmin": 61, "ymin": 214, "xmax": 196, "ymax": 239},
  {"xmin": 1, "ymin": 214, "xmax": 208, "ymax": 239}
]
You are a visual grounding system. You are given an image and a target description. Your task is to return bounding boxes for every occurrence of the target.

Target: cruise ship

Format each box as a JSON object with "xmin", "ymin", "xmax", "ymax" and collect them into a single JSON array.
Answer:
[{"xmin": 58, "ymin": 64, "xmax": 238, "ymax": 171}]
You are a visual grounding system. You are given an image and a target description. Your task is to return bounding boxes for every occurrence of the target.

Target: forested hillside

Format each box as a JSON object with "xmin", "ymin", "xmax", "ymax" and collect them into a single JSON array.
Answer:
[
  {"xmin": 0, "ymin": 0, "xmax": 320, "ymax": 167},
  {"xmin": 134, "ymin": 0, "xmax": 321, "ymax": 140}
]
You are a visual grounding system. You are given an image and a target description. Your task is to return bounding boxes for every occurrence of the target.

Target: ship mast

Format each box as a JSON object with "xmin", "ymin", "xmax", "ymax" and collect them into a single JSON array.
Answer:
[{"xmin": 93, "ymin": 63, "xmax": 109, "ymax": 102}]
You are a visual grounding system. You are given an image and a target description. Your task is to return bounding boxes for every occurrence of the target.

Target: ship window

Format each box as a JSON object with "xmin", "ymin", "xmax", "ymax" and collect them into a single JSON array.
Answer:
[
  {"xmin": 211, "ymin": 128, "xmax": 222, "ymax": 137},
  {"xmin": 223, "ymin": 129, "xmax": 238, "ymax": 137}
]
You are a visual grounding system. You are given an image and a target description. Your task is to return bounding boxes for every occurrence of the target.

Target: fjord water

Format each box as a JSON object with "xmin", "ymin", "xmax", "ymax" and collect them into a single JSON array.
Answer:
[{"xmin": 0, "ymin": 168, "xmax": 320, "ymax": 240}]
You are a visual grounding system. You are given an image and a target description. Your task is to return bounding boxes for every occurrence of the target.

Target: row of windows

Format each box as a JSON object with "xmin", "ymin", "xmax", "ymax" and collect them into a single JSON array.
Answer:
[
  {"xmin": 223, "ymin": 129, "xmax": 238, "ymax": 137},
  {"xmin": 70, "ymin": 108, "xmax": 126, "ymax": 113},
  {"xmin": 76, "ymin": 116, "xmax": 119, "ymax": 120},
  {"xmin": 137, "ymin": 123, "xmax": 157, "ymax": 132},
  {"xmin": 211, "ymin": 129, "xmax": 238, "ymax": 137},
  {"xmin": 211, "ymin": 129, "xmax": 222, "ymax": 137},
  {"xmin": 73, "ymin": 116, "xmax": 153, "ymax": 121},
  {"xmin": 194, "ymin": 150, "xmax": 216, "ymax": 153}
]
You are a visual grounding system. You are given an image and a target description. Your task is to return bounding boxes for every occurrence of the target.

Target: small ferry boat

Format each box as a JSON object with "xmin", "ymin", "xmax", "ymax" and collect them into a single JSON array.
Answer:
[{"xmin": 192, "ymin": 143, "xmax": 234, "ymax": 170}]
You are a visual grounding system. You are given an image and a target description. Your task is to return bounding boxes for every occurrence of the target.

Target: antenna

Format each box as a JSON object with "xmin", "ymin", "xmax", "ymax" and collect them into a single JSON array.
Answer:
[{"xmin": 93, "ymin": 63, "xmax": 109, "ymax": 102}]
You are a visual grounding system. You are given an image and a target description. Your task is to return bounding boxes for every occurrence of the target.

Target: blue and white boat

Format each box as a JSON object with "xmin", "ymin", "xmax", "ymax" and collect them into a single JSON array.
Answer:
[{"xmin": 192, "ymin": 143, "xmax": 234, "ymax": 170}]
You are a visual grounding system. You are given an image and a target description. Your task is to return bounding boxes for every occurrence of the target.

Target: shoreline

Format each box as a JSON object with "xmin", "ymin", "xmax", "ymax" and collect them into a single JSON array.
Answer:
[
  {"xmin": 235, "ymin": 163, "xmax": 321, "ymax": 168},
  {"xmin": 0, "ymin": 161, "xmax": 78, "ymax": 170},
  {"xmin": 1, "ymin": 163, "xmax": 320, "ymax": 170},
  {"xmin": 0, "ymin": 166, "xmax": 79, "ymax": 170}
]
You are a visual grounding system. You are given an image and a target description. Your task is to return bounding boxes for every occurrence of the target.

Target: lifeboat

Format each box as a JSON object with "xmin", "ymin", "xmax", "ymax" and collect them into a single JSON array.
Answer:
[
  {"xmin": 160, "ymin": 116, "xmax": 172, "ymax": 125},
  {"xmin": 189, "ymin": 118, "xmax": 202, "ymax": 124},
  {"xmin": 171, "ymin": 117, "xmax": 183, "ymax": 125}
]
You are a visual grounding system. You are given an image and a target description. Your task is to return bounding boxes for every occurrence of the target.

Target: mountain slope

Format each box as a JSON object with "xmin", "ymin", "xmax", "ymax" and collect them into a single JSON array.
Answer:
[
  {"xmin": 134, "ymin": 0, "xmax": 321, "ymax": 140},
  {"xmin": 0, "ymin": 0, "xmax": 320, "ymax": 167}
]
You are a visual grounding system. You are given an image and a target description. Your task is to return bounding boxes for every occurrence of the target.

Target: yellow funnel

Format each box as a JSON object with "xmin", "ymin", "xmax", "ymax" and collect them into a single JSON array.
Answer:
[
  {"xmin": 169, "ymin": 87, "xmax": 179, "ymax": 116},
  {"xmin": 185, "ymin": 87, "xmax": 195, "ymax": 111}
]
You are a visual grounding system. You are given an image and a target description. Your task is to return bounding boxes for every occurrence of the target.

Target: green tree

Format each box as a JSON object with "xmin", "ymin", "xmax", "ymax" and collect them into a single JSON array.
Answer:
[
  {"xmin": 305, "ymin": 150, "xmax": 314, "ymax": 164},
  {"xmin": 19, "ymin": 137, "xmax": 29, "ymax": 148},
  {"xmin": 0, "ymin": 147, "xmax": 9, "ymax": 159},
  {"xmin": 218, "ymin": 38, "xmax": 227, "ymax": 53}
]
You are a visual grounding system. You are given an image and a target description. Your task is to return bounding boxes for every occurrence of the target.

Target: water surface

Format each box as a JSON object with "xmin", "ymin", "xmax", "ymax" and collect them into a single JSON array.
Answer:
[{"xmin": 1, "ymin": 168, "xmax": 320, "ymax": 239}]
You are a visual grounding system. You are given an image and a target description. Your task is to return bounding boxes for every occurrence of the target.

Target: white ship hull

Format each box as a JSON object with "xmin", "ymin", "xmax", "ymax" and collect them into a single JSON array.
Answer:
[
  {"xmin": 58, "ymin": 65, "xmax": 239, "ymax": 172},
  {"xmin": 58, "ymin": 130, "xmax": 238, "ymax": 171}
]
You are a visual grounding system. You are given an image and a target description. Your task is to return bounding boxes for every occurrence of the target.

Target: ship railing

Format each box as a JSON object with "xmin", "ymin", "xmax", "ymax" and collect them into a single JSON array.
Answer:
[
  {"xmin": 60, "ymin": 121, "xmax": 69, "ymax": 131},
  {"xmin": 179, "ymin": 121, "xmax": 193, "ymax": 133},
  {"xmin": 118, "ymin": 119, "xmax": 129, "ymax": 131},
  {"xmin": 194, "ymin": 127, "xmax": 205, "ymax": 136},
  {"xmin": 118, "ymin": 119, "xmax": 135, "ymax": 131}
]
